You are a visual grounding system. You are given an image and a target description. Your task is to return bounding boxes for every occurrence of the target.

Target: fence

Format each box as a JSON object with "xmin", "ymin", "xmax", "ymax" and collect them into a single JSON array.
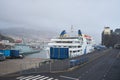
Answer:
[
  {"xmin": 20, "ymin": 57, "xmax": 89, "ymax": 74},
  {"xmin": 20, "ymin": 59, "xmax": 70, "ymax": 74},
  {"xmin": 0, "ymin": 57, "xmax": 90, "ymax": 75},
  {"xmin": 0, "ymin": 60, "xmax": 21, "ymax": 76},
  {"xmin": 0, "ymin": 49, "xmax": 108, "ymax": 75}
]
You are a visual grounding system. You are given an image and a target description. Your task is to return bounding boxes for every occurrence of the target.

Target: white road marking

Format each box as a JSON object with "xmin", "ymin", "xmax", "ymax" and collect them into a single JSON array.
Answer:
[
  {"xmin": 46, "ymin": 78, "xmax": 54, "ymax": 80},
  {"xmin": 33, "ymin": 76, "xmax": 45, "ymax": 80},
  {"xmin": 16, "ymin": 75, "xmax": 59, "ymax": 80},
  {"xmin": 60, "ymin": 75, "xmax": 78, "ymax": 80},
  {"xmin": 16, "ymin": 76, "xmax": 24, "ymax": 79},
  {"xmin": 25, "ymin": 75, "xmax": 41, "ymax": 80},
  {"xmin": 19, "ymin": 76, "xmax": 33, "ymax": 80},
  {"xmin": 39, "ymin": 77, "xmax": 49, "ymax": 80}
]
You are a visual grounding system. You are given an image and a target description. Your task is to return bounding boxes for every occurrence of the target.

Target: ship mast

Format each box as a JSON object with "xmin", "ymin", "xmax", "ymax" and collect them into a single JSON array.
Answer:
[{"xmin": 71, "ymin": 25, "xmax": 74, "ymax": 33}]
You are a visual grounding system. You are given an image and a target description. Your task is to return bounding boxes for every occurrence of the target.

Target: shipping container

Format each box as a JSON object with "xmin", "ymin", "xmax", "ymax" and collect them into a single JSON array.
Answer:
[
  {"xmin": 10, "ymin": 50, "xmax": 20, "ymax": 57},
  {"xmin": 4, "ymin": 50, "xmax": 11, "ymax": 57},
  {"xmin": 50, "ymin": 47, "xmax": 69, "ymax": 59},
  {"xmin": 0, "ymin": 50, "xmax": 23, "ymax": 59},
  {"xmin": 0, "ymin": 50, "xmax": 3, "ymax": 53}
]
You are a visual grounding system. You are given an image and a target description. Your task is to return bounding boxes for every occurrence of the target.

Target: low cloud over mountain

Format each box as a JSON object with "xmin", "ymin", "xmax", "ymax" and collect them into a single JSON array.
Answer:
[{"xmin": 0, "ymin": 27, "xmax": 57, "ymax": 40}]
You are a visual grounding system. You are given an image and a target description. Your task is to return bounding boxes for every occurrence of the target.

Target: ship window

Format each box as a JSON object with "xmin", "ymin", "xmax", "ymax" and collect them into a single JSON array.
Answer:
[
  {"xmin": 73, "ymin": 51, "xmax": 76, "ymax": 53},
  {"xmin": 66, "ymin": 41, "xmax": 72, "ymax": 43},
  {"xmin": 71, "ymin": 46, "xmax": 76, "ymax": 48},
  {"xmin": 78, "ymin": 46, "xmax": 81, "ymax": 48},
  {"xmin": 57, "ymin": 46, "xmax": 61, "ymax": 48},
  {"xmin": 75, "ymin": 46, "xmax": 77, "ymax": 48},
  {"xmin": 56, "ymin": 41, "xmax": 72, "ymax": 43},
  {"xmin": 56, "ymin": 41, "xmax": 61, "ymax": 43},
  {"xmin": 74, "ymin": 41, "xmax": 80, "ymax": 43}
]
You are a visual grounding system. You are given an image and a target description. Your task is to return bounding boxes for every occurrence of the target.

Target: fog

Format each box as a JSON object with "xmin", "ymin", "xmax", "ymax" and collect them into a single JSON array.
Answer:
[{"xmin": 0, "ymin": 0, "xmax": 120, "ymax": 43}]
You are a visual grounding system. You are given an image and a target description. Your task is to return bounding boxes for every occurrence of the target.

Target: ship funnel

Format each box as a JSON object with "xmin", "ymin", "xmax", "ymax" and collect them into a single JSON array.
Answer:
[
  {"xmin": 60, "ymin": 30, "xmax": 66, "ymax": 37},
  {"xmin": 78, "ymin": 30, "xmax": 82, "ymax": 36}
]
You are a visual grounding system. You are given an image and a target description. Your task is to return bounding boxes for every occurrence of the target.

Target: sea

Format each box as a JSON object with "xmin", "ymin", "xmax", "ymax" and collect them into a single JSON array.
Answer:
[{"xmin": 25, "ymin": 49, "xmax": 49, "ymax": 59}]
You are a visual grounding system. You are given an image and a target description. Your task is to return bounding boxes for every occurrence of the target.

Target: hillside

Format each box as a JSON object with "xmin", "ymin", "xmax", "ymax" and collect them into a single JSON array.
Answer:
[
  {"xmin": 0, "ymin": 33, "xmax": 14, "ymax": 42},
  {"xmin": 0, "ymin": 27, "xmax": 58, "ymax": 40}
]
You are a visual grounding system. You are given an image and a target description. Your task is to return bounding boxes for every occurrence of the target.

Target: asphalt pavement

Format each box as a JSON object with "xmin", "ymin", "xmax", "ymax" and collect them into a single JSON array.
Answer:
[{"xmin": 0, "ymin": 49, "xmax": 120, "ymax": 80}]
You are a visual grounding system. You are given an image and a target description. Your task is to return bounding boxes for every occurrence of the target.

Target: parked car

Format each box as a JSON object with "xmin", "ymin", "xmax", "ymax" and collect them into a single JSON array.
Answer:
[
  {"xmin": 94, "ymin": 45, "xmax": 107, "ymax": 51},
  {"xmin": 0, "ymin": 52, "xmax": 6, "ymax": 61},
  {"xmin": 114, "ymin": 44, "xmax": 120, "ymax": 49}
]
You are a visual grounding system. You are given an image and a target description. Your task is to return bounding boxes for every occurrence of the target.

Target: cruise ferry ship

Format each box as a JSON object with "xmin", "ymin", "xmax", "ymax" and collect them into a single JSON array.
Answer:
[{"xmin": 48, "ymin": 30, "xmax": 94, "ymax": 59}]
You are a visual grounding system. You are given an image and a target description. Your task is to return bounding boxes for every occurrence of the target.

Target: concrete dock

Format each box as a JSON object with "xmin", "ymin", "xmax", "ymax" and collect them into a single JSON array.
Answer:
[
  {"xmin": 0, "ymin": 49, "xmax": 120, "ymax": 80},
  {"xmin": 0, "ymin": 58, "xmax": 49, "ymax": 76}
]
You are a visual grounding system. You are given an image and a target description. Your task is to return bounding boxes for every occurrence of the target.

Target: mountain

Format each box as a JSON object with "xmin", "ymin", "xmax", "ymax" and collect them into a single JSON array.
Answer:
[
  {"xmin": 0, "ymin": 27, "xmax": 57, "ymax": 40},
  {"xmin": 0, "ymin": 33, "xmax": 14, "ymax": 42}
]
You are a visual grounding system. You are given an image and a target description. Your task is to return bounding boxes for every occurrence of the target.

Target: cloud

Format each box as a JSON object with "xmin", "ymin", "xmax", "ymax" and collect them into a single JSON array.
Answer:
[{"xmin": 0, "ymin": 0, "xmax": 120, "ymax": 43}]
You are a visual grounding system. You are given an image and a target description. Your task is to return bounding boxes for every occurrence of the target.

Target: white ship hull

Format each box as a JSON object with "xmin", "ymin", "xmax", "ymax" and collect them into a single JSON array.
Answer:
[{"xmin": 48, "ymin": 30, "xmax": 95, "ymax": 59}]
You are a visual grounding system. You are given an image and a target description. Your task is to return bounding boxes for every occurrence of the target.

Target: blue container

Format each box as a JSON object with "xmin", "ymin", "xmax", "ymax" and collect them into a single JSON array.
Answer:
[
  {"xmin": 10, "ymin": 50, "xmax": 19, "ymax": 57},
  {"xmin": 50, "ymin": 47, "xmax": 58, "ymax": 59},
  {"xmin": 59, "ymin": 48, "xmax": 69, "ymax": 59},
  {"xmin": 50, "ymin": 47, "xmax": 69, "ymax": 59},
  {"xmin": 0, "ymin": 50, "xmax": 3, "ymax": 53},
  {"xmin": 4, "ymin": 50, "xmax": 11, "ymax": 57}
]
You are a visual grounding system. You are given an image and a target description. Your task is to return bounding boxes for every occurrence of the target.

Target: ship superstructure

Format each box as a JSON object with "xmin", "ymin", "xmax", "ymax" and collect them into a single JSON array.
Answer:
[{"xmin": 48, "ymin": 30, "xmax": 94, "ymax": 59}]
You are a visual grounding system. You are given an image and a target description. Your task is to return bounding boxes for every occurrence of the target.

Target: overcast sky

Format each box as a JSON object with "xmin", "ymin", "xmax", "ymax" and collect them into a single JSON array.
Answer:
[{"xmin": 0, "ymin": 0, "xmax": 120, "ymax": 43}]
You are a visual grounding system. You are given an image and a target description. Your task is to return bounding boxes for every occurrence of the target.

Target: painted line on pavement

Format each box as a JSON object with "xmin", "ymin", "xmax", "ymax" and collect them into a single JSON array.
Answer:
[{"xmin": 60, "ymin": 75, "xmax": 79, "ymax": 80}]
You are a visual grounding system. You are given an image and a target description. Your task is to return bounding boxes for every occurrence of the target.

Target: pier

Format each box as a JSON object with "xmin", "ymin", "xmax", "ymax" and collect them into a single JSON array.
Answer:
[{"xmin": 0, "ymin": 48, "xmax": 120, "ymax": 80}]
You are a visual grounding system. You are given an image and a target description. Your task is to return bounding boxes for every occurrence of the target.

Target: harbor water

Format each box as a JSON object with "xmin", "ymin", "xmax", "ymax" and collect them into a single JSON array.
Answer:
[{"xmin": 25, "ymin": 49, "xmax": 49, "ymax": 59}]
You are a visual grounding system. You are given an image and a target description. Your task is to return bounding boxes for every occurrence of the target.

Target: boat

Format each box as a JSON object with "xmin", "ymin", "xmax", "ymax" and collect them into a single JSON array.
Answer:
[
  {"xmin": 48, "ymin": 29, "xmax": 94, "ymax": 59},
  {"xmin": 11, "ymin": 44, "xmax": 40, "ymax": 55}
]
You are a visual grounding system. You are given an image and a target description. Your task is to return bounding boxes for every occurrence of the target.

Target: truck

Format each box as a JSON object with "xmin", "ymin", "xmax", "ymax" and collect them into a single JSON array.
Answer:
[
  {"xmin": 0, "ymin": 50, "xmax": 24, "ymax": 59},
  {"xmin": 114, "ymin": 44, "xmax": 120, "ymax": 49}
]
